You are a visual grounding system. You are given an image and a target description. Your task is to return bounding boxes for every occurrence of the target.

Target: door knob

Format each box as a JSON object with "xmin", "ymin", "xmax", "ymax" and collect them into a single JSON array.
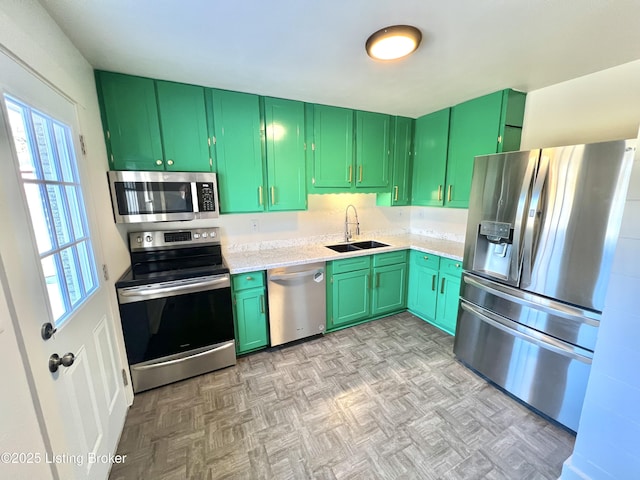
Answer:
[{"xmin": 49, "ymin": 353, "xmax": 75, "ymax": 373}]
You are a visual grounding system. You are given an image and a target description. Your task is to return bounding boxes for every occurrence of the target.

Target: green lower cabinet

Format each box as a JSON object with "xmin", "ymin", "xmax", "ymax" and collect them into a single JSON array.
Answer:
[
  {"xmin": 407, "ymin": 252, "xmax": 439, "ymax": 319},
  {"xmin": 232, "ymin": 271, "xmax": 268, "ymax": 354},
  {"xmin": 371, "ymin": 262, "xmax": 407, "ymax": 316},
  {"xmin": 329, "ymin": 268, "xmax": 371, "ymax": 329},
  {"xmin": 434, "ymin": 271, "xmax": 462, "ymax": 335},
  {"xmin": 327, "ymin": 251, "xmax": 407, "ymax": 332},
  {"xmin": 407, "ymin": 251, "xmax": 462, "ymax": 335}
]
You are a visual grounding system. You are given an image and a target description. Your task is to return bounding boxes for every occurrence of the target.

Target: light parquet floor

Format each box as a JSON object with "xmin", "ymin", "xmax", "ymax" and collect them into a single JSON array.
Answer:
[{"xmin": 110, "ymin": 312, "xmax": 574, "ymax": 480}]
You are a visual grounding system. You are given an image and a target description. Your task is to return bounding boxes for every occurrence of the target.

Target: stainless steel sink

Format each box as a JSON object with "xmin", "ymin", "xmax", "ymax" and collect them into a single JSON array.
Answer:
[
  {"xmin": 350, "ymin": 240, "xmax": 388, "ymax": 249},
  {"xmin": 325, "ymin": 240, "xmax": 388, "ymax": 253}
]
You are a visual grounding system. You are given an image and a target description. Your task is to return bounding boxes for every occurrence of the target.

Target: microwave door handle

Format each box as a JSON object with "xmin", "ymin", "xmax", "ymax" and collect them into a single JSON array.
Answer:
[
  {"xmin": 522, "ymin": 154, "xmax": 550, "ymax": 287},
  {"xmin": 510, "ymin": 152, "xmax": 538, "ymax": 285},
  {"xmin": 191, "ymin": 182, "xmax": 200, "ymax": 212}
]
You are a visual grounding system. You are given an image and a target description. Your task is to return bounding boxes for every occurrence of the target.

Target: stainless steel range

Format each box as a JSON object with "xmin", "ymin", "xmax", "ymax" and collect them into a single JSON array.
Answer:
[{"xmin": 115, "ymin": 228, "xmax": 235, "ymax": 392}]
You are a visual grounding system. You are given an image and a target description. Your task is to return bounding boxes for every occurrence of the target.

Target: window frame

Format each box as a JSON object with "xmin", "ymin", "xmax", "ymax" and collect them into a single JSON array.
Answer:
[{"xmin": 3, "ymin": 93, "xmax": 99, "ymax": 326}]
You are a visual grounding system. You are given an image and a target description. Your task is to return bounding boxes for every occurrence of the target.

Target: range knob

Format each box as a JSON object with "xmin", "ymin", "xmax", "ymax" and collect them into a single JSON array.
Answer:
[
  {"xmin": 202, "ymin": 232, "xmax": 208, "ymax": 238},
  {"xmin": 145, "ymin": 235, "xmax": 152, "ymax": 243},
  {"xmin": 193, "ymin": 233, "xmax": 201, "ymax": 239},
  {"xmin": 209, "ymin": 230, "xmax": 216, "ymax": 238},
  {"xmin": 136, "ymin": 236, "xmax": 142, "ymax": 244}
]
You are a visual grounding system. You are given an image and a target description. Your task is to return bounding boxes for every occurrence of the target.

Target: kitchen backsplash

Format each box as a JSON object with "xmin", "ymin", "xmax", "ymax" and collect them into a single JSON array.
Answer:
[{"xmin": 118, "ymin": 193, "xmax": 467, "ymax": 252}]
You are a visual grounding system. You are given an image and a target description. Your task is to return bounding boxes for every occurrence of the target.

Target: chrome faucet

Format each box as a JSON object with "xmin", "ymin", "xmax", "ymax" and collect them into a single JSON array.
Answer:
[{"xmin": 344, "ymin": 204, "xmax": 360, "ymax": 242}]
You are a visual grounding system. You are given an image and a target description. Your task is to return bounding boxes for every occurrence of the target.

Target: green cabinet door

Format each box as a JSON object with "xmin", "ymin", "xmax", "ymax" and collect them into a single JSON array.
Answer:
[
  {"xmin": 435, "ymin": 273, "xmax": 461, "ymax": 335},
  {"xmin": 446, "ymin": 92, "xmax": 504, "ymax": 208},
  {"xmin": 356, "ymin": 111, "xmax": 390, "ymax": 188},
  {"xmin": 234, "ymin": 287, "xmax": 268, "ymax": 354},
  {"xmin": 376, "ymin": 116, "xmax": 414, "ymax": 206},
  {"xmin": 371, "ymin": 262, "xmax": 407, "ymax": 316},
  {"xmin": 329, "ymin": 269, "xmax": 370, "ymax": 329},
  {"xmin": 407, "ymin": 262, "xmax": 439, "ymax": 320},
  {"xmin": 97, "ymin": 71, "xmax": 163, "ymax": 171},
  {"xmin": 212, "ymin": 89, "xmax": 265, "ymax": 213},
  {"xmin": 411, "ymin": 108, "xmax": 450, "ymax": 206},
  {"xmin": 263, "ymin": 97, "xmax": 307, "ymax": 211},
  {"xmin": 311, "ymin": 105, "xmax": 353, "ymax": 189},
  {"xmin": 156, "ymin": 81, "xmax": 211, "ymax": 172},
  {"xmin": 391, "ymin": 116, "xmax": 413, "ymax": 205}
]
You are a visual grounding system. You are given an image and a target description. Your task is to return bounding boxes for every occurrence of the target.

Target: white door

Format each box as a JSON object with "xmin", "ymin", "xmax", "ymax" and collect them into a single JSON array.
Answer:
[{"xmin": 0, "ymin": 51, "xmax": 128, "ymax": 479}]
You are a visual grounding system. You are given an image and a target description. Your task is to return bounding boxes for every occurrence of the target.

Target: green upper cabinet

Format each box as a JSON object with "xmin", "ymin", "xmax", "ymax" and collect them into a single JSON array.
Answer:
[
  {"xmin": 376, "ymin": 116, "xmax": 414, "ymax": 206},
  {"xmin": 96, "ymin": 71, "xmax": 212, "ymax": 172},
  {"xmin": 411, "ymin": 108, "xmax": 450, "ymax": 206},
  {"xmin": 263, "ymin": 97, "xmax": 307, "ymax": 211},
  {"xmin": 355, "ymin": 111, "xmax": 391, "ymax": 188},
  {"xmin": 310, "ymin": 104, "xmax": 353, "ymax": 189},
  {"xmin": 96, "ymin": 71, "xmax": 163, "ymax": 171},
  {"xmin": 156, "ymin": 81, "xmax": 211, "ymax": 172},
  {"xmin": 446, "ymin": 89, "xmax": 526, "ymax": 208},
  {"xmin": 212, "ymin": 89, "xmax": 265, "ymax": 213}
]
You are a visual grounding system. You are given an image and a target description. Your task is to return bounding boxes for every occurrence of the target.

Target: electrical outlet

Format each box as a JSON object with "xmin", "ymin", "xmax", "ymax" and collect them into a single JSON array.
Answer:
[{"xmin": 250, "ymin": 219, "xmax": 259, "ymax": 232}]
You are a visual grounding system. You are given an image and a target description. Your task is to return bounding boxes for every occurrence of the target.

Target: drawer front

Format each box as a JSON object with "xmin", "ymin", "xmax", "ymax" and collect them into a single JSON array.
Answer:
[
  {"xmin": 331, "ymin": 255, "xmax": 371, "ymax": 274},
  {"xmin": 232, "ymin": 271, "xmax": 265, "ymax": 291},
  {"xmin": 410, "ymin": 249, "xmax": 441, "ymax": 270},
  {"xmin": 440, "ymin": 257, "xmax": 463, "ymax": 277},
  {"xmin": 373, "ymin": 250, "xmax": 407, "ymax": 267}
]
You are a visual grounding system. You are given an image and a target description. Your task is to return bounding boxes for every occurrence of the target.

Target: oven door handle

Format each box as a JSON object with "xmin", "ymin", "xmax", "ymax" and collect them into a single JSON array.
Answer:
[{"xmin": 118, "ymin": 274, "xmax": 230, "ymax": 304}]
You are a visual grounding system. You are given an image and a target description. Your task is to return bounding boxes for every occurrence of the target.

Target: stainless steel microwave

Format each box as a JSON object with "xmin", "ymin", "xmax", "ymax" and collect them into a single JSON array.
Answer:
[{"xmin": 107, "ymin": 171, "xmax": 220, "ymax": 223}]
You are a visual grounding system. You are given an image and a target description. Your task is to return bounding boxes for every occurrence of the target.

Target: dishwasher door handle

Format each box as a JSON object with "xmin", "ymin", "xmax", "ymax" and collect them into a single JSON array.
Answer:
[{"xmin": 269, "ymin": 269, "xmax": 324, "ymax": 282}]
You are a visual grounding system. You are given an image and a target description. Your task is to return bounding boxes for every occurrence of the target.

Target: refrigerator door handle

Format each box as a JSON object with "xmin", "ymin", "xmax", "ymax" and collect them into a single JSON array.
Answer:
[
  {"xmin": 460, "ymin": 299, "xmax": 593, "ymax": 364},
  {"xmin": 510, "ymin": 152, "xmax": 539, "ymax": 284},
  {"xmin": 522, "ymin": 154, "xmax": 550, "ymax": 287},
  {"xmin": 463, "ymin": 272, "xmax": 600, "ymax": 326}
]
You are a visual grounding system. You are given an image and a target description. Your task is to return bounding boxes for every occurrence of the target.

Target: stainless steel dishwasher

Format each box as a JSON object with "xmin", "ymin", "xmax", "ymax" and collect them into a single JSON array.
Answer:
[{"xmin": 267, "ymin": 262, "xmax": 326, "ymax": 346}]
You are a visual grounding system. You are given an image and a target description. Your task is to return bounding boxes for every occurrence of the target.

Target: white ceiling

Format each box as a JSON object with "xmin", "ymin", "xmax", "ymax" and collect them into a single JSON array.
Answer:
[{"xmin": 40, "ymin": 0, "xmax": 640, "ymax": 118}]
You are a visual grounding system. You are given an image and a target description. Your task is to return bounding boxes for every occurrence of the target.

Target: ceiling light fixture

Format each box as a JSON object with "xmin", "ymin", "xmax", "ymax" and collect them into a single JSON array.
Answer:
[{"xmin": 366, "ymin": 25, "xmax": 422, "ymax": 61}]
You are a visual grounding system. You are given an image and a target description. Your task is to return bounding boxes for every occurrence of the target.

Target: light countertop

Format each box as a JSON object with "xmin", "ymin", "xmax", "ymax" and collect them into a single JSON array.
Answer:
[{"xmin": 223, "ymin": 233, "xmax": 464, "ymax": 274}]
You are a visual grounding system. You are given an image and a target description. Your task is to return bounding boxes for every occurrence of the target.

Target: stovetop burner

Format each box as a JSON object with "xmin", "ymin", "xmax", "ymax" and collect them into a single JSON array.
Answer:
[{"xmin": 115, "ymin": 228, "xmax": 228, "ymax": 288}]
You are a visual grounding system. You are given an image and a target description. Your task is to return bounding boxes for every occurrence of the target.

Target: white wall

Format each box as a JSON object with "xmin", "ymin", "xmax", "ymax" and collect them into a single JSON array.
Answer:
[
  {"xmin": 520, "ymin": 59, "xmax": 640, "ymax": 480},
  {"xmin": 521, "ymin": 59, "xmax": 640, "ymax": 149}
]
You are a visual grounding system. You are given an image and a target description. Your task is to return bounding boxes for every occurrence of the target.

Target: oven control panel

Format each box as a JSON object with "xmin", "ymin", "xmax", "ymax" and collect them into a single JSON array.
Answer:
[{"xmin": 130, "ymin": 228, "xmax": 220, "ymax": 251}]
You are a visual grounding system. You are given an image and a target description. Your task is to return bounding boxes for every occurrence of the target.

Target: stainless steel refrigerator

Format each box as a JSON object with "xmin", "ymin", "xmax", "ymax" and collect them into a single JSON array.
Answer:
[{"xmin": 453, "ymin": 140, "xmax": 636, "ymax": 432}]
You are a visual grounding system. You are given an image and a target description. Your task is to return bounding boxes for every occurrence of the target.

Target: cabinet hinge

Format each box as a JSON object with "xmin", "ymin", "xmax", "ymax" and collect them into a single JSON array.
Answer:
[
  {"xmin": 106, "ymin": 130, "xmax": 110, "ymax": 140},
  {"xmin": 212, "ymin": 136, "xmax": 217, "ymax": 145},
  {"xmin": 330, "ymin": 276, "xmax": 333, "ymax": 284},
  {"xmin": 312, "ymin": 143, "xmax": 315, "ymax": 151},
  {"xmin": 102, "ymin": 264, "xmax": 109, "ymax": 281},
  {"xmin": 208, "ymin": 137, "xmax": 211, "ymax": 146},
  {"xmin": 304, "ymin": 142, "xmax": 307, "ymax": 151},
  {"xmin": 79, "ymin": 134, "xmax": 87, "ymax": 155},
  {"xmin": 121, "ymin": 369, "xmax": 129, "ymax": 387},
  {"xmin": 209, "ymin": 158, "xmax": 213, "ymax": 167},
  {"xmin": 312, "ymin": 177, "xmax": 316, "ymax": 185},
  {"xmin": 498, "ymin": 135, "xmax": 503, "ymax": 144}
]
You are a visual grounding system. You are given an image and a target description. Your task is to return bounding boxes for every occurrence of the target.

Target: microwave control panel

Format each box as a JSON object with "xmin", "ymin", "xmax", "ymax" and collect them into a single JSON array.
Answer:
[{"xmin": 196, "ymin": 182, "xmax": 217, "ymax": 212}]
